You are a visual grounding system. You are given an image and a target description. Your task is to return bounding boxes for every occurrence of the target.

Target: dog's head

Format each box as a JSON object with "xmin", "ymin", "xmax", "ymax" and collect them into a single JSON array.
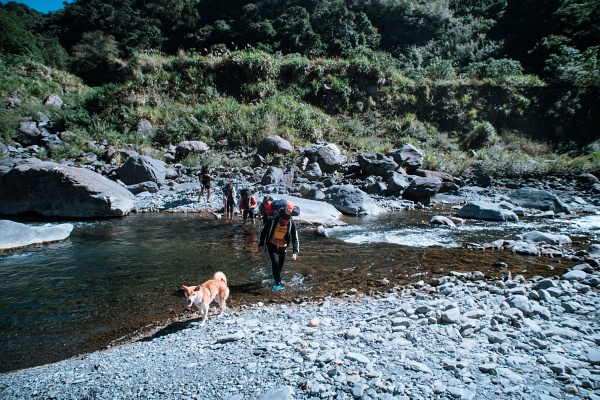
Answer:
[{"xmin": 182, "ymin": 285, "xmax": 200, "ymax": 309}]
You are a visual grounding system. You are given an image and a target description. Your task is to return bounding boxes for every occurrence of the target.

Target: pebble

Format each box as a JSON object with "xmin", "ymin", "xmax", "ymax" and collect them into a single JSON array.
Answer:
[{"xmin": 1, "ymin": 268, "xmax": 599, "ymax": 399}]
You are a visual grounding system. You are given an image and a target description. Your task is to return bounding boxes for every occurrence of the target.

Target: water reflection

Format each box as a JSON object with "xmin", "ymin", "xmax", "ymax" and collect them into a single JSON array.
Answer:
[{"xmin": 0, "ymin": 210, "xmax": 596, "ymax": 373}]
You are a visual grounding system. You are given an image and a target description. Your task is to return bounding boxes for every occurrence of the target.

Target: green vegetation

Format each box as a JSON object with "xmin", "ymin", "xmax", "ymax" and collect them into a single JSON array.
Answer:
[{"xmin": 0, "ymin": 0, "xmax": 598, "ymax": 177}]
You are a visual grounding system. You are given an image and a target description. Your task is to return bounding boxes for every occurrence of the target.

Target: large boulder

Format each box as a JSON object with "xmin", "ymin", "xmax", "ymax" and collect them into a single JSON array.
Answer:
[
  {"xmin": 325, "ymin": 184, "xmax": 384, "ymax": 215},
  {"xmin": 356, "ymin": 153, "xmax": 398, "ymax": 177},
  {"xmin": 456, "ymin": 201, "xmax": 519, "ymax": 222},
  {"xmin": 116, "ymin": 155, "xmax": 167, "ymax": 185},
  {"xmin": 510, "ymin": 187, "xmax": 572, "ymax": 214},
  {"xmin": 257, "ymin": 135, "xmax": 293, "ymax": 157},
  {"xmin": 275, "ymin": 194, "xmax": 345, "ymax": 227},
  {"xmin": 0, "ymin": 220, "xmax": 73, "ymax": 251},
  {"xmin": 304, "ymin": 143, "xmax": 346, "ymax": 174},
  {"xmin": 175, "ymin": 140, "xmax": 210, "ymax": 161},
  {"xmin": 303, "ymin": 162, "xmax": 323, "ymax": 181},
  {"xmin": 17, "ymin": 122, "xmax": 40, "ymax": 146},
  {"xmin": 386, "ymin": 172, "xmax": 413, "ymax": 196},
  {"xmin": 402, "ymin": 177, "xmax": 442, "ymax": 202},
  {"xmin": 386, "ymin": 144, "xmax": 424, "ymax": 172},
  {"xmin": 0, "ymin": 158, "xmax": 135, "ymax": 218},
  {"xmin": 261, "ymin": 166, "xmax": 285, "ymax": 185}
]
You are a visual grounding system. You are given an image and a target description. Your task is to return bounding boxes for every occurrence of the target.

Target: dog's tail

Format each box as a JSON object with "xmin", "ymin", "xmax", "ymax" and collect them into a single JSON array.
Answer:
[{"xmin": 213, "ymin": 271, "xmax": 227, "ymax": 283}]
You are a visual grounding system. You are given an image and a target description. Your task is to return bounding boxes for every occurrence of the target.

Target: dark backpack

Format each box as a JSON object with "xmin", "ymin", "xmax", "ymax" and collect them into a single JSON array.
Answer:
[{"xmin": 269, "ymin": 199, "xmax": 300, "ymax": 217}]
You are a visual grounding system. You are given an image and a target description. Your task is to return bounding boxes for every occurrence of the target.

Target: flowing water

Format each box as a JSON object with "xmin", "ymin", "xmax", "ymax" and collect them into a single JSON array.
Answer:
[{"xmin": 0, "ymin": 209, "xmax": 598, "ymax": 372}]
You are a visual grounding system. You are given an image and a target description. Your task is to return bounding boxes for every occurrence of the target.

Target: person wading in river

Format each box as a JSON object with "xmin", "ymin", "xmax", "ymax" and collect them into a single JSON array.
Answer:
[
  {"xmin": 198, "ymin": 166, "xmax": 213, "ymax": 202},
  {"xmin": 258, "ymin": 207, "xmax": 299, "ymax": 291},
  {"xmin": 238, "ymin": 189, "xmax": 257, "ymax": 225},
  {"xmin": 222, "ymin": 182, "xmax": 237, "ymax": 223}
]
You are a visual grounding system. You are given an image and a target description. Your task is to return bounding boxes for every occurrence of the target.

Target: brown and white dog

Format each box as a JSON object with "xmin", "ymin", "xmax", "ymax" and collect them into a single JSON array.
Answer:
[{"xmin": 182, "ymin": 271, "xmax": 230, "ymax": 325}]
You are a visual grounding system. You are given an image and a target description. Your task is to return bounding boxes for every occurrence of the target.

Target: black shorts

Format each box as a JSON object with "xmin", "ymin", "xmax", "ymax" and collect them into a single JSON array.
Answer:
[{"xmin": 201, "ymin": 181, "xmax": 211, "ymax": 189}]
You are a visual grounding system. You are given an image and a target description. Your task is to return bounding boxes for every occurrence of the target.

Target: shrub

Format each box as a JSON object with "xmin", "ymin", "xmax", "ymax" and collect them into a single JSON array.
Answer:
[{"xmin": 463, "ymin": 120, "xmax": 496, "ymax": 150}]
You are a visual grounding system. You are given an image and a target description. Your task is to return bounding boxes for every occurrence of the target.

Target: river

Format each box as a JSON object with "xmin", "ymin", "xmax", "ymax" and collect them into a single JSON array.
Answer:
[{"xmin": 0, "ymin": 209, "xmax": 598, "ymax": 372}]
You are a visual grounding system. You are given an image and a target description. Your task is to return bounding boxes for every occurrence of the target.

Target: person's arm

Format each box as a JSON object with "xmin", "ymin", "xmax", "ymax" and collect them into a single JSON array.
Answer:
[
  {"xmin": 258, "ymin": 218, "xmax": 271, "ymax": 247},
  {"xmin": 290, "ymin": 221, "xmax": 299, "ymax": 259},
  {"xmin": 249, "ymin": 196, "xmax": 257, "ymax": 210}
]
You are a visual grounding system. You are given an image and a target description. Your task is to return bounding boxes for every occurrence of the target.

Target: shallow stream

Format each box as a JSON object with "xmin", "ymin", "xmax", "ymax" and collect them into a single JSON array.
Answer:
[{"xmin": 0, "ymin": 209, "xmax": 598, "ymax": 372}]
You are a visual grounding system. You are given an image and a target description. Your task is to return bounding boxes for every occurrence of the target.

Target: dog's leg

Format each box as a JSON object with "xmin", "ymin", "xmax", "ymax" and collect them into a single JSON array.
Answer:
[
  {"xmin": 219, "ymin": 298, "xmax": 226, "ymax": 316},
  {"xmin": 200, "ymin": 303, "xmax": 209, "ymax": 325}
]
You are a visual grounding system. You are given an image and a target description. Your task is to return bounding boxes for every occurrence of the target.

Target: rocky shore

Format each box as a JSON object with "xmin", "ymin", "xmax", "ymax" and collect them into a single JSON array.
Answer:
[
  {"xmin": 1, "ymin": 261, "xmax": 600, "ymax": 399},
  {"xmin": 2, "ymin": 137, "xmax": 600, "ymax": 398}
]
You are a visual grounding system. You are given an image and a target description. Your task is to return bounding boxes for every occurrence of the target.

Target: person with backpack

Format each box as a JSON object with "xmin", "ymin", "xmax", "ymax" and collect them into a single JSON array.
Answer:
[
  {"xmin": 198, "ymin": 166, "xmax": 213, "ymax": 202},
  {"xmin": 222, "ymin": 182, "xmax": 237, "ymax": 222},
  {"xmin": 258, "ymin": 207, "xmax": 299, "ymax": 291},
  {"xmin": 238, "ymin": 189, "xmax": 257, "ymax": 225}
]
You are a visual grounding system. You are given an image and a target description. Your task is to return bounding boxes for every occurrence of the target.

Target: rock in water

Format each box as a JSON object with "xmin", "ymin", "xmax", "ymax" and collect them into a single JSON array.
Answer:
[
  {"xmin": 0, "ymin": 158, "xmax": 135, "ymax": 218},
  {"xmin": 0, "ymin": 220, "xmax": 73, "ymax": 251}
]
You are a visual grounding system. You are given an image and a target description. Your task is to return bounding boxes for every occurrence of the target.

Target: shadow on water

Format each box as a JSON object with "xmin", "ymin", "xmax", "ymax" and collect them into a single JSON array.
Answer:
[{"xmin": 0, "ymin": 210, "xmax": 596, "ymax": 373}]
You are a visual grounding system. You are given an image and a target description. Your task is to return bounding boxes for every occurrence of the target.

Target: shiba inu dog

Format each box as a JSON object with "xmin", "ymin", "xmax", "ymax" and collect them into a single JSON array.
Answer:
[{"xmin": 182, "ymin": 271, "xmax": 229, "ymax": 324}]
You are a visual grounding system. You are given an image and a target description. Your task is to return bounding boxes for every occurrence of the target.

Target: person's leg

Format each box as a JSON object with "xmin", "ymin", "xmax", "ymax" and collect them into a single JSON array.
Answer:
[
  {"xmin": 277, "ymin": 247, "xmax": 287, "ymax": 281},
  {"xmin": 207, "ymin": 186, "xmax": 211, "ymax": 201},
  {"xmin": 266, "ymin": 243, "xmax": 281, "ymax": 285}
]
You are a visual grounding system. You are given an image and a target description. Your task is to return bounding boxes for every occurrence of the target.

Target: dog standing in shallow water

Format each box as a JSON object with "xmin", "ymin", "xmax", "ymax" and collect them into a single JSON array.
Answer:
[{"xmin": 182, "ymin": 271, "xmax": 230, "ymax": 325}]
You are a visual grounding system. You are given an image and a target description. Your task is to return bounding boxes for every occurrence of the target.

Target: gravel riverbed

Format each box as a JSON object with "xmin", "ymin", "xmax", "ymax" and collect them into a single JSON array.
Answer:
[{"xmin": 1, "ymin": 266, "xmax": 599, "ymax": 400}]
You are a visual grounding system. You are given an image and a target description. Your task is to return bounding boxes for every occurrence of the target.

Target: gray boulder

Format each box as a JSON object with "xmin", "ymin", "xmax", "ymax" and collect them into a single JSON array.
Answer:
[
  {"xmin": 0, "ymin": 158, "xmax": 134, "ymax": 218},
  {"xmin": 402, "ymin": 177, "xmax": 442, "ymax": 202},
  {"xmin": 304, "ymin": 143, "xmax": 346, "ymax": 174},
  {"xmin": 431, "ymin": 216, "xmax": 456, "ymax": 227},
  {"xmin": 357, "ymin": 153, "xmax": 398, "ymax": 177},
  {"xmin": 387, "ymin": 172, "xmax": 413, "ymax": 195},
  {"xmin": 587, "ymin": 244, "xmax": 600, "ymax": 258},
  {"xmin": 136, "ymin": 118, "xmax": 155, "ymax": 137},
  {"xmin": 325, "ymin": 184, "xmax": 384, "ymax": 215},
  {"xmin": 1, "ymin": 143, "xmax": 9, "ymax": 159},
  {"xmin": 175, "ymin": 140, "xmax": 210, "ymax": 161},
  {"xmin": 303, "ymin": 162, "xmax": 323, "ymax": 181},
  {"xmin": 456, "ymin": 201, "xmax": 519, "ymax": 222},
  {"xmin": 509, "ymin": 241, "xmax": 539, "ymax": 255},
  {"xmin": 17, "ymin": 122, "xmax": 40, "ymax": 146},
  {"xmin": 126, "ymin": 181, "xmax": 160, "ymax": 194},
  {"xmin": 511, "ymin": 187, "xmax": 572, "ymax": 214},
  {"xmin": 411, "ymin": 169, "xmax": 454, "ymax": 182},
  {"xmin": 276, "ymin": 194, "xmax": 344, "ymax": 226},
  {"xmin": 386, "ymin": 144, "xmax": 424, "ymax": 172},
  {"xmin": 39, "ymin": 134, "xmax": 64, "ymax": 153},
  {"xmin": 522, "ymin": 231, "xmax": 572, "ymax": 245},
  {"xmin": 116, "ymin": 155, "xmax": 167, "ymax": 185},
  {"xmin": 0, "ymin": 220, "xmax": 73, "ymax": 251},
  {"xmin": 257, "ymin": 135, "xmax": 293, "ymax": 157},
  {"xmin": 261, "ymin": 166, "xmax": 284, "ymax": 185},
  {"xmin": 44, "ymin": 94, "xmax": 63, "ymax": 108}
]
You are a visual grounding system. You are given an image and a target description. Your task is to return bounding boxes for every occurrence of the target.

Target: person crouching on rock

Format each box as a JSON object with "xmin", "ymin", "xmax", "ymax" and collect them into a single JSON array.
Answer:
[{"xmin": 258, "ymin": 207, "xmax": 299, "ymax": 291}]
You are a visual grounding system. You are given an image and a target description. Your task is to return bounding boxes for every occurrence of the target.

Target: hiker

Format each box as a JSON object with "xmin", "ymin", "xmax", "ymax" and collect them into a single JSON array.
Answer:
[
  {"xmin": 238, "ymin": 189, "xmax": 257, "ymax": 225},
  {"xmin": 198, "ymin": 166, "xmax": 213, "ymax": 201},
  {"xmin": 258, "ymin": 195, "xmax": 275, "ymax": 225},
  {"xmin": 222, "ymin": 182, "xmax": 237, "ymax": 222},
  {"xmin": 258, "ymin": 207, "xmax": 299, "ymax": 291}
]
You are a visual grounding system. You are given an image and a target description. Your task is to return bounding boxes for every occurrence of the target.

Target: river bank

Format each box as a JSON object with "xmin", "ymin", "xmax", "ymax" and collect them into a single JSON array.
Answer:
[
  {"xmin": 1, "ymin": 160, "xmax": 599, "ymax": 397},
  {"xmin": 1, "ymin": 264, "xmax": 599, "ymax": 399}
]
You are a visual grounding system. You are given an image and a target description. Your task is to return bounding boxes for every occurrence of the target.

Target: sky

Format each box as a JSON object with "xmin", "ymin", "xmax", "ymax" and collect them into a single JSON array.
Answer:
[{"xmin": 1, "ymin": 0, "xmax": 73, "ymax": 14}]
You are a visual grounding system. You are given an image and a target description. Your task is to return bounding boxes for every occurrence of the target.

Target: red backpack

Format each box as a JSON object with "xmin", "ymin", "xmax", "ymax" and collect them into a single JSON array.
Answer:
[{"xmin": 265, "ymin": 199, "xmax": 300, "ymax": 217}]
